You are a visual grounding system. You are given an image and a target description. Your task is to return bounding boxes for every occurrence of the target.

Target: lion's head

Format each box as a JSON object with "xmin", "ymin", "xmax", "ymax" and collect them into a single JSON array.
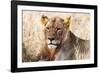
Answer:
[{"xmin": 41, "ymin": 15, "xmax": 71, "ymax": 49}]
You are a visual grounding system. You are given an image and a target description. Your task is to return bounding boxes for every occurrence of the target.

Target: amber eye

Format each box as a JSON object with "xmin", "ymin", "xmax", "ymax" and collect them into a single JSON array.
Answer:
[
  {"xmin": 46, "ymin": 27, "xmax": 49, "ymax": 30},
  {"xmin": 57, "ymin": 28, "xmax": 61, "ymax": 30}
]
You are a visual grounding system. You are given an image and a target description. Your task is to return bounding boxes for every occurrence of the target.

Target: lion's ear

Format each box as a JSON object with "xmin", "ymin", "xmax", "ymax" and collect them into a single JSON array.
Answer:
[
  {"xmin": 64, "ymin": 16, "xmax": 71, "ymax": 29},
  {"xmin": 41, "ymin": 15, "xmax": 49, "ymax": 25}
]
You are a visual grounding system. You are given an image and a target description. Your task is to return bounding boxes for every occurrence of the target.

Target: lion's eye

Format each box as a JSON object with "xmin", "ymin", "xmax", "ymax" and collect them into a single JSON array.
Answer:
[
  {"xmin": 57, "ymin": 28, "xmax": 61, "ymax": 30},
  {"xmin": 46, "ymin": 27, "xmax": 49, "ymax": 30}
]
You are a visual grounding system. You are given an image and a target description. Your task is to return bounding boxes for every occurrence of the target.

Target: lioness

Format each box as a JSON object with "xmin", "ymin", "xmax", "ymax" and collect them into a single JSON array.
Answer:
[{"xmin": 40, "ymin": 15, "xmax": 90, "ymax": 61}]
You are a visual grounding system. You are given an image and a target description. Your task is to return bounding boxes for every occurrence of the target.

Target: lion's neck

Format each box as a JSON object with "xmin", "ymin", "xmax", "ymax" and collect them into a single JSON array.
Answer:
[
  {"xmin": 55, "ymin": 31, "xmax": 76, "ymax": 60},
  {"xmin": 61, "ymin": 30, "xmax": 72, "ymax": 45}
]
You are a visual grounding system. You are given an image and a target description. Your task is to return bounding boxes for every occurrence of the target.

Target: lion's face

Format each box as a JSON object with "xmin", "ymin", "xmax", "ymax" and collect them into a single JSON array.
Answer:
[
  {"xmin": 41, "ymin": 15, "xmax": 71, "ymax": 49},
  {"xmin": 45, "ymin": 17, "xmax": 65, "ymax": 49}
]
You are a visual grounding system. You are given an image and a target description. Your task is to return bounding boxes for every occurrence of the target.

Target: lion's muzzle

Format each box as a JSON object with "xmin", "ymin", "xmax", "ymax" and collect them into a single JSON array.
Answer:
[{"xmin": 47, "ymin": 38, "xmax": 60, "ymax": 49}]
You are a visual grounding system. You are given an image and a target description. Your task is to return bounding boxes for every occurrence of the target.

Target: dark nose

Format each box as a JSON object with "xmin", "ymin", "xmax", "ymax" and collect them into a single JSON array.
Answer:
[{"xmin": 48, "ymin": 37, "xmax": 54, "ymax": 41}]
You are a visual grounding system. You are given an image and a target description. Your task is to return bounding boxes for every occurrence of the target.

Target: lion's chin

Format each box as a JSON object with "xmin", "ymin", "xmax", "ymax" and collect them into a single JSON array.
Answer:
[{"xmin": 48, "ymin": 45, "xmax": 57, "ymax": 49}]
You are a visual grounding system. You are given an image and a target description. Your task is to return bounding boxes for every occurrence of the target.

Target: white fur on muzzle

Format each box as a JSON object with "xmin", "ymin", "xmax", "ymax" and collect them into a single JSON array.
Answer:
[{"xmin": 47, "ymin": 40, "xmax": 60, "ymax": 49}]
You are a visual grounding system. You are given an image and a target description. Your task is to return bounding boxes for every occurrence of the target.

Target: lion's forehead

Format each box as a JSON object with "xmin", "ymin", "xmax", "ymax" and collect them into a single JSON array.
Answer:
[{"xmin": 46, "ymin": 17, "xmax": 64, "ymax": 28}]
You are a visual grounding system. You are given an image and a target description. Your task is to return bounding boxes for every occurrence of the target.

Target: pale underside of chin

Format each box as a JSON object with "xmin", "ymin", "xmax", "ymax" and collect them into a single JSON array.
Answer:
[{"xmin": 48, "ymin": 44, "xmax": 57, "ymax": 49}]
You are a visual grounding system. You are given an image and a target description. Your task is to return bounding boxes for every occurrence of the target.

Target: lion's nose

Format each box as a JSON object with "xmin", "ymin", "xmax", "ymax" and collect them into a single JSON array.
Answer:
[{"xmin": 48, "ymin": 37, "xmax": 54, "ymax": 41}]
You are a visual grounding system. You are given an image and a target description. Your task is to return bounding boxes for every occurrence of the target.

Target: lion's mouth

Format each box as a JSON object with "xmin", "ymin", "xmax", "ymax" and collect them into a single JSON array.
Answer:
[
  {"xmin": 47, "ymin": 40, "xmax": 60, "ymax": 49},
  {"xmin": 48, "ymin": 44, "xmax": 57, "ymax": 49}
]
